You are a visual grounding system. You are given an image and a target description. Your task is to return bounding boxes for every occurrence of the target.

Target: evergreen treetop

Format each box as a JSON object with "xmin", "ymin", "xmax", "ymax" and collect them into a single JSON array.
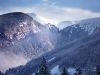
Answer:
[
  {"xmin": 38, "ymin": 57, "xmax": 51, "ymax": 75},
  {"xmin": 61, "ymin": 67, "xmax": 68, "ymax": 75}
]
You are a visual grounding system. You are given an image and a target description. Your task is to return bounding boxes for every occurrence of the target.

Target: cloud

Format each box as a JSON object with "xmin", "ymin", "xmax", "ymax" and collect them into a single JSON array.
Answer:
[
  {"xmin": 0, "ymin": 4, "xmax": 100, "ymax": 25},
  {"xmin": 31, "ymin": 4, "xmax": 100, "ymax": 25},
  {"xmin": 0, "ymin": 51, "xmax": 28, "ymax": 72}
]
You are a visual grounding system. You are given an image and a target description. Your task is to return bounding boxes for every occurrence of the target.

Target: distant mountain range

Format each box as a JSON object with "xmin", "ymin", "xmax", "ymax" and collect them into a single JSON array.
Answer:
[{"xmin": 0, "ymin": 12, "xmax": 100, "ymax": 75}]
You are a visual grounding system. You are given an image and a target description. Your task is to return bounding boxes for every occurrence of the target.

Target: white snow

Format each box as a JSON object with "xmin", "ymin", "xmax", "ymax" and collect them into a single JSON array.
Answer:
[
  {"xmin": 19, "ymin": 24, "xmax": 24, "ymax": 27},
  {"xmin": 48, "ymin": 57, "xmax": 56, "ymax": 62},
  {"xmin": 51, "ymin": 65, "xmax": 60, "ymax": 75},
  {"xmin": 70, "ymin": 29, "xmax": 73, "ymax": 34},
  {"xmin": 58, "ymin": 21, "xmax": 76, "ymax": 30},
  {"xmin": 68, "ymin": 67, "xmax": 76, "ymax": 75},
  {"xmin": 59, "ymin": 18, "xmax": 100, "ymax": 34},
  {"xmin": 78, "ymin": 17, "xmax": 100, "ymax": 34}
]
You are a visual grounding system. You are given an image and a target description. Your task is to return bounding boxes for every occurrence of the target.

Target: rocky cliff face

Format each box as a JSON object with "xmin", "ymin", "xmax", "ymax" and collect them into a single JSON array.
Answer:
[
  {"xmin": 0, "ymin": 12, "xmax": 56, "ymax": 55},
  {"xmin": 0, "ymin": 12, "xmax": 33, "ymax": 40},
  {"xmin": 0, "ymin": 12, "xmax": 59, "ymax": 72}
]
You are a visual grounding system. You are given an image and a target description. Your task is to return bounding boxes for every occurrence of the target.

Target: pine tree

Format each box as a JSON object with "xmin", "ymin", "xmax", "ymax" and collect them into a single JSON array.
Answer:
[
  {"xmin": 61, "ymin": 67, "xmax": 68, "ymax": 75},
  {"xmin": 38, "ymin": 57, "xmax": 51, "ymax": 75},
  {"xmin": 96, "ymin": 66, "xmax": 100, "ymax": 75},
  {"xmin": 35, "ymin": 72, "xmax": 38, "ymax": 75},
  {"xmin": 75, "ymin": 67, "xmax": 82, "ymax": 75},
  {"xmin": 0, "ymin": 71, "xmax": 4, "ymax": 75}
]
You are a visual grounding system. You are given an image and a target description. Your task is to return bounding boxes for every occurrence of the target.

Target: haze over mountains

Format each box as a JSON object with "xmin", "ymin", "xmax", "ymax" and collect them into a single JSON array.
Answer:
[
  {"xmin": 0, "ymin": 12, "xmax": 59, "ymax": 72},
  {"xmin": 0, "ymin": 12, "xmax": 100, "ymax": 75}
]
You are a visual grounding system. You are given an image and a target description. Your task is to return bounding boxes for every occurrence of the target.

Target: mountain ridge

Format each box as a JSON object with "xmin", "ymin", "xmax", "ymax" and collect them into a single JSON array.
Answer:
[
  {"xmin": 0, "ymin": 12, "xmax": 59, "ymax": 72},
  {"xmin": 6, "ymin": 31, "xmax": 100, "ymax": 75},
  {"xmin": 0, "ymin": 12, "xmax": 100, "ymax": 74}
]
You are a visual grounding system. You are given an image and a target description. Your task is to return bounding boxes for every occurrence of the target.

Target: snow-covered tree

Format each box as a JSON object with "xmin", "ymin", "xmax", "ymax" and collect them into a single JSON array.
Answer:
[
  {"xmin": 35, "ymin": 72, "xmax": 38, "ymax": 75},
  {"xmin": 61, "ymin": 67, "xmax": 69, "ymax": 75},
  {"xmin": 75, "ymin": 67, "xmax": 82, "ymax": 75},
  {"xmin": 38, "ymin": 57, "xmax": 51, "ymax": 75},
  {"xmin": 96, "ymin": 66, "xmax": 100, "ymax": 75},
  {"xmin": 0, "ymin": 71, "xmax": 4, "ymax": 75}
]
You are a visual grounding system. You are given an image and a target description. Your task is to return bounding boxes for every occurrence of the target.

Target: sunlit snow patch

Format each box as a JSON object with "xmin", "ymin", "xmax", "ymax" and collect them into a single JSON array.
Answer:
[
  {"xmin": 68, "ymin": 67, "xmax": 76, "ymax": 75},
  {"xmin": 51, "ymin": 65, "xmax": 60, "ymax": 75},
  {"xmin": 48, "ymin": 57, "xmax": 56, "ymax": 62}
]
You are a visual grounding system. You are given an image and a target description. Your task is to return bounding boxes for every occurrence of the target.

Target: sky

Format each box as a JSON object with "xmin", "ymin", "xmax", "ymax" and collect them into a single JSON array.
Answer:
[{"xmin": 0, "ymin": 0, "xmax": 100, "ymax": 25}]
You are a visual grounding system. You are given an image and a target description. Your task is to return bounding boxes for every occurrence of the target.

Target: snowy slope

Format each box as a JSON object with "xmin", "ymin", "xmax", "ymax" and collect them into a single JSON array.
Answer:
[
  {"xmin": 45, "ymin": 23, "xmax": 59, "ymax": 33},
  {"xmin": 2, "ymin": 13, "xmax": 100, "ymax": 75},
  {"xmin": 58, "ymin": 17, "xmax": 100, "ymax": 47},
  {"xmin": 58, "ymin": 17, "xmax": 100, "ymax": 34},
  {"xmin": 61, "ymin": 17, "xmax": 100, "ymax": 35},
  {"xmin": 68, "ymin": 68, "xmax": 76, "ymax": 75},
  {"xmin": 57, "ymin": 21, "xmax": 75, "ymax": 30},
  {"xmin": 51, "ymin": 65, "xmax": 60, "ymax": 75},
  {"xmin": 0, "ymin": 12, "xmax": 59, "ymax": 72},
  {"xmin": 78, "ymin": 17, "xmax": 100, "ymax": 34},
  {"xmin": 7, "ymin": 31, "xmax": 100, "ymax": 75}
]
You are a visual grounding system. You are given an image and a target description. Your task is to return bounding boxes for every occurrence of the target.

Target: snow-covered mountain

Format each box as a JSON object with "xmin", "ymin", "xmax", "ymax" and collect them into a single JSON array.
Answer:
[
  {"xmin": 57, "ymin": 21, "xmax": 76, "ymax": 30},
  {"xmin": 58, "ymin": 17, "xmax": 100, "ymax": 32},
  {"xmin": 45, "ymin": 23, "xmax": 59, "ymax": 33},
  {"xmin": 0, "ymin": 12, "xmax": 59, "ymax": 72},
  {"xmin": 60, "ymin": 17, "xmax": 100, "ymax": 34},
  {"xmin": 1, "ymin": 12, "xmax": 100, "ymax": 74},
  {"xmin": 77, "ymin": 17, "xmax": 100, "ymax": 34},
  {"xmin": 6, "ymin": 32, "xmax": 100, "ymax": 75},
  {"xmin": 59, "ymin": 17, "xmax": 100, "ymax": 46}
]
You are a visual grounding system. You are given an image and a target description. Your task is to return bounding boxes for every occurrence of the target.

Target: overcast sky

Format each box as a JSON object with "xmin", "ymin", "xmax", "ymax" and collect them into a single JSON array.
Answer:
[{"xmin": 0, "ymin": 0, "xmax": 100, "ymax": 25}]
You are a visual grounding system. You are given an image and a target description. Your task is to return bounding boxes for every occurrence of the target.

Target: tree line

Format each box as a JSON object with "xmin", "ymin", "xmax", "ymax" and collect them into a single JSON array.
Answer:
[
  {"xmin": 1, "ymin": 57, "xmax": 100, "ymax": 75},
  {"xmin": 35, "ymin": 57, "xmax": 100, "ymax": 75}
]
